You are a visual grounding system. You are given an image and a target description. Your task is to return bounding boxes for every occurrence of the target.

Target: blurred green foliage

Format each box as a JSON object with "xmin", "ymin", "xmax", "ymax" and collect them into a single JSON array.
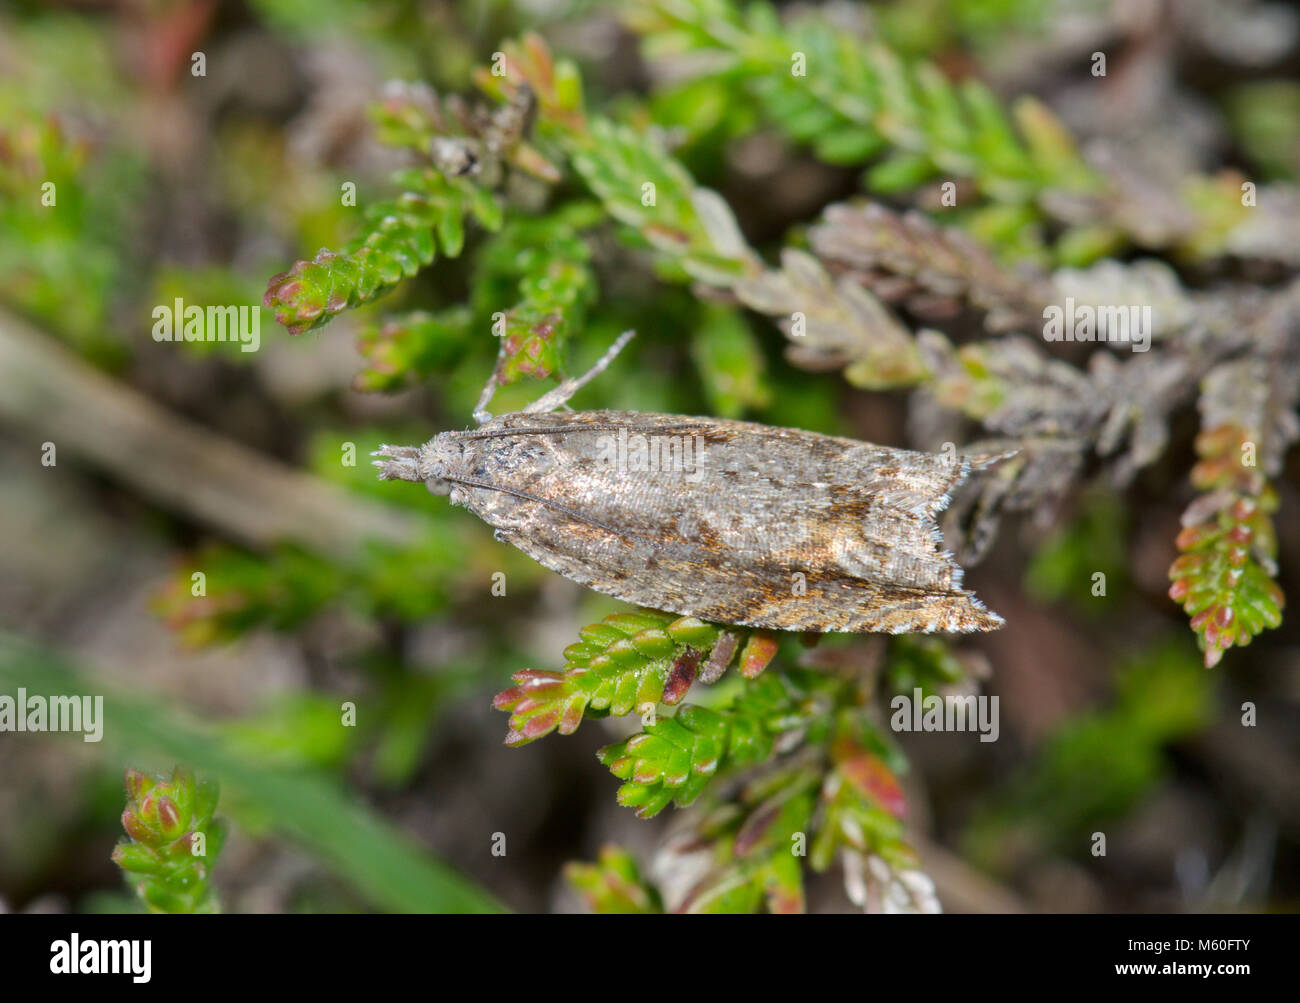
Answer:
[
  {"xmin": 0, "ymin": 637, "xmax": 504, "ymax": 913},
  {"xmin": 1224, "ymin": 81, "xmax": 1300, "ymax": 181},
  {"xmin": 964, "ymin": 638, "xmax": 1215, "ymax": 873},
  {"xmin": 1024, "ymin": 490, "xmax": 1129, "ymax": 613}
]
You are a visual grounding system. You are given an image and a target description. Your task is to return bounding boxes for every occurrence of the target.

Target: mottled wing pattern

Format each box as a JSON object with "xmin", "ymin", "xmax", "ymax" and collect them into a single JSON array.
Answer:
[{"xmin": 446, "ymin": 410, "xmax": 1002, "ymax": 633}]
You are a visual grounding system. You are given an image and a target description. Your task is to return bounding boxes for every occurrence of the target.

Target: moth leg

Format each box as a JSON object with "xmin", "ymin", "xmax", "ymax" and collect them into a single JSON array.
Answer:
[
  {"xmin": 371, "ymin": 444, "xmax": 423, "ymax": 482},
  {"xmin": 522, "ymin": 330, "xmax": 635, "ymax": 414}
]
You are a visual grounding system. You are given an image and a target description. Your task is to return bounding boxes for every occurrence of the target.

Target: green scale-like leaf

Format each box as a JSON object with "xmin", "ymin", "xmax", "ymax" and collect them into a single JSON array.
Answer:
[
  {"xmin": 598, "ymin": 670, "xmax": 836, "ymax": 818},
  {"xmin": 493, "ymin": 610, "xmax": 736, "ymax": 746},
  {"xmin": 265, "ymin": 170, "xmax": 502, "ymax": 336}
]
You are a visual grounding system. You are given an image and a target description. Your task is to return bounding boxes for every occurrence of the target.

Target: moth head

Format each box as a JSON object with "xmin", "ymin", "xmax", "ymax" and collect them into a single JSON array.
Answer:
[{"xmin": 422, "ymin": 433, "xmax": 459, "ymax": 497}]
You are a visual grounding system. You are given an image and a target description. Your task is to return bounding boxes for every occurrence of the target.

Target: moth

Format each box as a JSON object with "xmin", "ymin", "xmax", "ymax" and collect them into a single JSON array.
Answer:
[{"xmin": 374, "ymin": 332, "xmax": 1004, "ymax": 633}]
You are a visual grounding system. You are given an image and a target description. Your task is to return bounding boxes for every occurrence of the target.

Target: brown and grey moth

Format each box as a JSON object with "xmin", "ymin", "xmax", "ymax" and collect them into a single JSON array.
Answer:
[{"xmin": 374, "ymin": 332, "xmax": 1004, "ymax": 634}]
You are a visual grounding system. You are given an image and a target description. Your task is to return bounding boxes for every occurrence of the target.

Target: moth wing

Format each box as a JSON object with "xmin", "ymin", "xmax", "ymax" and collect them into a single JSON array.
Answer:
[{"xmin": 491, "ymin": 513, "xmax": 1002, "ymax": 634}]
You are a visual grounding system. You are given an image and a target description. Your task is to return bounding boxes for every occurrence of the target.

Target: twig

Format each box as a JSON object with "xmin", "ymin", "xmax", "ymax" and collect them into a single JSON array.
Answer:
[{"xmin": 0, "ymin": 309, "xmax": 416, "ymax": 559}]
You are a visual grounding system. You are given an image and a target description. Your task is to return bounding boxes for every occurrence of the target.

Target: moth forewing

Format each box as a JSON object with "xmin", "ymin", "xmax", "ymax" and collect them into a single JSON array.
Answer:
[{"xmin": 377, "ymin": 410, "xmax": 1004, "ymax": 634}]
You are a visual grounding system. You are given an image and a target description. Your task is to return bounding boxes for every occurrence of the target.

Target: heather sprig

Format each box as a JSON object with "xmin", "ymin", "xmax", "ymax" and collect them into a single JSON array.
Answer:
[
  {"xmin": 112, "ymin": 767, "xmax": 226, "ymax": 914},
  {"xmin": 355, "ymin": 207, "xmax": 599, "ymax": 391},
  {"xmin": 633, "ymin": 0, "xmax": 1096, "ymax": 199},
  {"xmin": 572, "ymin": 704, "xmax": 926, "ymax": 913},
  {"xmin": 597, "ymin": 669, "xmax": 832, "ymax": 818},
  {"xmin": 564, "ymin": 845, "xmax": 662, "ymax": 914},
  {"xmin": 472, "ymin": 35, "xmax": 763, "ymax": 287},
  {"xmin": 1169, "ymin": 426, "xmax": 1284, "ymax": 667},
  {"xmin": 629, "ymin": 0, "xmax": 1256, "ymax": 265},
  {"xmin": 491, "ymin": 609, "xmax": 770, "ymax": 746},
  {"xmin": 264, "ymin": 79, "xmax": 524, "ymax": 337},
  {"xmin": 264, "ymin": 170, "xmax": 503, "ymax": 336},
  {"xmin": 672, "ymin": 762, "xmax": 821, "ymax": 913}
]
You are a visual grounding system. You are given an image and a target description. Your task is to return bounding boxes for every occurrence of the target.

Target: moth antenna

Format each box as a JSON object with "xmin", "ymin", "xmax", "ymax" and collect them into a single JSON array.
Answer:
[
  {"xmin": 472, "ymin": 372, "xmax": 500, "ymax": 426},
  {"xmin": 371, "ymin": 444, "xmax": 423, "ymax": 482},
  {"xmin": 458, "ymin": 421, "xmax": 710, "ymax": 441},
  {"xmin": 522, "ymin": 330, "xmax": 635, "ymax": 414}
]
